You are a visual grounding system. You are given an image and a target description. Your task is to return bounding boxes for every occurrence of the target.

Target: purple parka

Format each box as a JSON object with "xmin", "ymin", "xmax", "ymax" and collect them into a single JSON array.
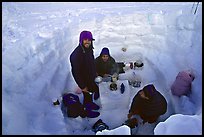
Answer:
[{"xmin": 171, "ymin": 70, "xmax": 195, "ymax": 96}]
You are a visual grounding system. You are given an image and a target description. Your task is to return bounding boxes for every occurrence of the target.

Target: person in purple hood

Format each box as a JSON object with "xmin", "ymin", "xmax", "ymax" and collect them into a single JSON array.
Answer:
[
  {"xmin": 70, "ymin": 31, "xmax": 100, "ymax": 117},
  {"xmin": 95, "ymin": 47, "xmax": 117, "ymax": 77}
]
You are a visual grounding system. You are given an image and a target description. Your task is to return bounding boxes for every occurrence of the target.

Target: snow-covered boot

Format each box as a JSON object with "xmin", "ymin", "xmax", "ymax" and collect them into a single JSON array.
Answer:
[
  {"xmin": 86, "ymin": 110, "xmax": 100, "ymax": 118},
  {"xmin": 94, "ymin": 90, "xmax": 100, "ymax": 100},
  {"xmin": 85, "ymin": 102, "xmax": 100, "ymax": 110}
]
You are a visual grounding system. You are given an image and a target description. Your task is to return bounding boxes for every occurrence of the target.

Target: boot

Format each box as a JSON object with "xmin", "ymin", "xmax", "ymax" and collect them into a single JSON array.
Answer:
[
  {"xmin": 85, "ymin": 102, "xmax": 100, "ymax": 110},
  {"xmin": 86, "ymin": 110, "xmax": 100, "ymax": 118},
  {"xmin": 83, "ymin": 92, "xmax": 93, "ymax": 104},
  {"xmin": 83, "ymin": 92, "xmax": 100, "ymax": 110},
  {"xmin": 94, "ymin": 90, "xmax": 100, "ymax": 100}
]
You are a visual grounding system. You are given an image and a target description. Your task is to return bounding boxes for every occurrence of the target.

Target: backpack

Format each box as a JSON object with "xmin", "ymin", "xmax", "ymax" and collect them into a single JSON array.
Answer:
[
  {"xmin": 62, "ymin": 93, "xmax": 86, "ymax": 118},
  {"xmin": 117, "ymin": 62, "xmax": 125, "ymax": 74}
]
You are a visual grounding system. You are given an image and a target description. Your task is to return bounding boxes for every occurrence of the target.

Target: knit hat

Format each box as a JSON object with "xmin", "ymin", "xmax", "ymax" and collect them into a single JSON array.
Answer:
[
  {"xmin": 79, "ymin": 30, "xmax": 95, "ymax": 46},
  {"xmin": 100, "ymin": 47, "xmax": 110, "ymax": 56}
]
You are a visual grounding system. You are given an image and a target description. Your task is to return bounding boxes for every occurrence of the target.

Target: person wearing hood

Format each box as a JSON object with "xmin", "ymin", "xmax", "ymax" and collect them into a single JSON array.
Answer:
[
  {"xmin": 95, "ymin": 47, "xmax": 117, "ymax": 77},
  {"xmin": 127, "ymin": 84, "xmax": 167, "ymax": 125},
  {"xmin": 70, "ymin": 31, "xmax": 100, "ymax": 117},
  {"xmin": 171, "ymin": 70, "xmax": 195, "ymax": 96}
]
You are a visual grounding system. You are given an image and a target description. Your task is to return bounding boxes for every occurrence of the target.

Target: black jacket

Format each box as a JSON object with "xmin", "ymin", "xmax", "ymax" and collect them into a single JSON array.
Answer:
[
  {"xmin": 95, "ymin": 55, "xmax": 117, "ymax": 77},
  {"xmin": 129, "ymin": 88, "xmax": 167, "ymax": 119},
  {"xmin": 70, "ymin": 44, "xmax": 98, "ymax": 92}
]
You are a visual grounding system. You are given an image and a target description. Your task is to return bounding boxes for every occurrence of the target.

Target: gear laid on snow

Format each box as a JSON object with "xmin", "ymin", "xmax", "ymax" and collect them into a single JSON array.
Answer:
[
  {"xmin": 111, "ymin": 73, "xmax": 118, "ymax": 82},
  {"xmin": 62, "ymin": 93, "xmax": 100, "ymax": 118},
  {"xmin": 133, "ymin": 81, "xmax": 141, "ymax": 88},
  {"xmin": 102, "ymin": 76, "xmax": 112, "ymax": 82},
  {"xmin": 130, "ymin": 62, "xmax": 133, "ymax": 69},
  {"xmin": 134, "ymin": 60, "xmax": 144, "ymax": 69},
  {"xmin": 121, "ymin": 47, "xmax": 127, "ymax": 52},
  {"xmin": 62, "ymin": 93, "xmax": 86, "ymax": 118},
  {"xmin": 120, "ymin": 83, "xmax": 125, "ymax": 94},
  {"xmin": 122, "ymin": 58, "xmax": 144, "ymax": 71},
  {"xmin": 95, "ymin": 76, "xmax": 103, "ymax": 84},
  {"xmin": 110, "ymin": 82, "xmax": 117, "ymax": 91},
  {"xmin": 128, "ymin": 72, "xmax": 142, "ymax": 88},
  {"xmin": 53, "ymin": 99, "xmax": 60, "ymax": 106},
  {"xmin": 92, "ymin": 119, "xmax": 109, "ymax": 133},
  {"xmin": 117, "ymin": 62, "xmax": 125, "ymax": 74}
]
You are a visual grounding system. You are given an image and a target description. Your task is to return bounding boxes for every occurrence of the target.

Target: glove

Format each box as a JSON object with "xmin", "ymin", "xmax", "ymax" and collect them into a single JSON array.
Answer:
[{"xmin": 94, "ymin": 90, "xmax": 100, "ymax": 100}]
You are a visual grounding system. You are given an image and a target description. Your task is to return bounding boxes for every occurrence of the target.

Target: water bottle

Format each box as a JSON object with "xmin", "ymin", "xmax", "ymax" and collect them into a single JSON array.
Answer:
[{"xmin": 120, "ymin": 83, "xmax": 125, "ymax": 94}]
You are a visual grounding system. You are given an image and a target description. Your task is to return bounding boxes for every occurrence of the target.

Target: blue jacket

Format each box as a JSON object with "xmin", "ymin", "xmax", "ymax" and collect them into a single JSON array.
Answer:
[{"xmin": 70, "ymin": 44, "xmax": 98, "ymax": 92}]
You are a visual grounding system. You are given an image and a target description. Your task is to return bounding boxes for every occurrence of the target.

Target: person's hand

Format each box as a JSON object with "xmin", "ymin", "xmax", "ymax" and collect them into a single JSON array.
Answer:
[
  {"xmin": 128, "ymin": 112, "xmax": 133, "ymax": 119},
  {"xmin": 75, "ymin": 87, "xmax": 82, "ymax": 94},
  {"xmin": 82, "ymin": 87, "xmax": 89, "ymax": 93}
]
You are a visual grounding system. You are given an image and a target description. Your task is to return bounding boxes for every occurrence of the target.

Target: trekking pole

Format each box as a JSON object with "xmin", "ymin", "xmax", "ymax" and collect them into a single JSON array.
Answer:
[
  {"xmin": 191, "ymin": 2, "xmax": 195, "ymax": 14},
  {"xmin": 194, "ymin": 2, "xmax": 199, "ymax": 15}
]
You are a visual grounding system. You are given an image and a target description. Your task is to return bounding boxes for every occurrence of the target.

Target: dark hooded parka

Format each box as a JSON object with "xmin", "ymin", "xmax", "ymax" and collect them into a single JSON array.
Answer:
[
  {"xmin": 129, "ymin": 84, "xmax": 167, "ymax": 123},
  {"xmin": 70, "ymin": 31, "xmax": 99, "ymax": 102},
  {"xmin": 95, "ymin": 47, "xmax": 117, "ymax": 77}
]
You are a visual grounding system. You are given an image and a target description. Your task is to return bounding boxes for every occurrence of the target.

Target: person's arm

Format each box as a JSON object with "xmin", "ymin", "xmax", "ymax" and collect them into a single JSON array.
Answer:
[
  {"xmin": 70, "ymin": 52, "xmax": 86, "ymax": 90},
  {"xmin": 127, "ymin": 112, "xmax": 133, "ymax": 119},
  {"xmin": 95, "ymin": 57, "xmax": 104, "ymax": 77},
  {"xmin": 128, "ymin": 93, "xmax": 140, "ymax": 116},
  {"xmin": 81, "ymin": 87, "xmax": 89, "ymax": 93},
  {"xmin": 110, "ymin": 57, "xmax": 118, "ymax": 75}
]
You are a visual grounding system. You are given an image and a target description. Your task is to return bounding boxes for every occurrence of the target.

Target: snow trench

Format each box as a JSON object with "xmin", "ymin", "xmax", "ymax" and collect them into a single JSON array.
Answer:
[{"xmin": 2, "ymin": 3, "xmax": 202, "ymax": 135}]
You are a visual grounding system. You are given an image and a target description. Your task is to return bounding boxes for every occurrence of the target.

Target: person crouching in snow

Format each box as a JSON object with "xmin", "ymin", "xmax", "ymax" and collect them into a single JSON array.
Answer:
[
  {"xmin": 127, "ymin": 84, "xmax": 167, "ymax": 125},
  {"xmin": 171, "ymin": 69, "xmax": 195, "ymax": 97},
  {"xmin": 95, "ymin": 47, "xmax": 117, "ymax": 78},
  {"xmin": 70, "ymin": 30, "xmax": 100, "ymax": 118}
]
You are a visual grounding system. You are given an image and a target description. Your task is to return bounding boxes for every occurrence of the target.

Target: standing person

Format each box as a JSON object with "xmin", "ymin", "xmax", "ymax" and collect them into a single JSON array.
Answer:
[
  {"xmin": 95, "ymin": 47, "xmax": 117, "ymax": 77},
  {"xmin": 70, "ymin": 30, "xmax": 100, "ymax": 117}
]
